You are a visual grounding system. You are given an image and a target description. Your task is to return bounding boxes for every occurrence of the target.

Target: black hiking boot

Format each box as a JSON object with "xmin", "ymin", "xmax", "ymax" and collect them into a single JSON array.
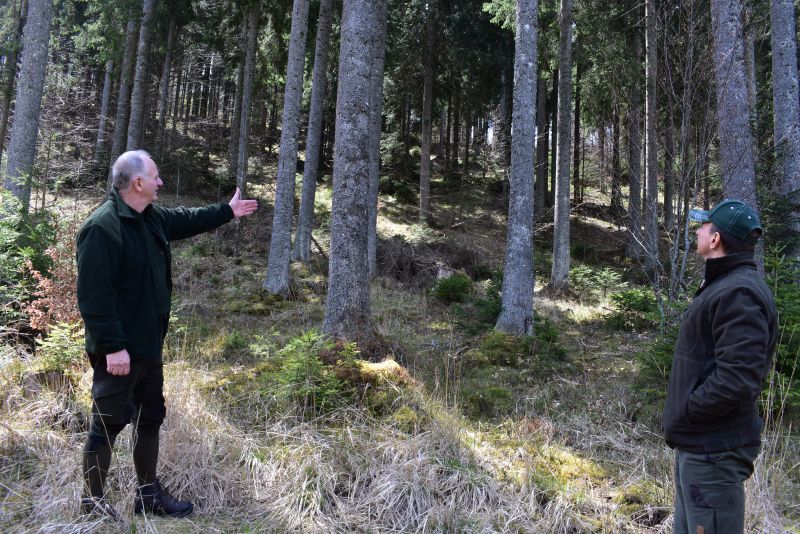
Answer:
[
  {"xmin": 134, "ymin": 479, "xmax": 193, "ymax": 518},
  {"xmin": 80, "ymin": 496, "xmax": 122, "ymax": 521}
]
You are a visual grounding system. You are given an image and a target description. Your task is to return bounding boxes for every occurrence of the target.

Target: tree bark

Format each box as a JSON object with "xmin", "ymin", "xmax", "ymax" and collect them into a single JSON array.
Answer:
[
  {"xmin": 264, "ymin": 0, "xmax": 310, "ymax": 295},
  {"xmin": 93, "ymin": 59, "xmax": 114, "ymax": 164},
  {"xmin": 548, "ymin": 69, "xmax": 557, "ymax": 208},
  {"xmin": 107, "ymin": 18, "xmax": 139, "ymax": 190},
  {"xmin": 664, "ymin": 120, "xmax": 676, "ymax": 231},
  {"xmin": 534, "ymin": 76, "xmax": 548, "ymax": 217},
  {"xmin": 293, "ymin": 0, "xmax": 334, "ymax": 263},
  {"xmin": 770, "ymin": 0, "xmax": 800, "ymax": 256},
  {"xmin": 367, "ymin": 0, "xmax": 388, "ymax": 278},
  {"xmin": 626, "ymin": 28, "xmax": 643, "ymax": 258},
  {"xmin": 127, "ymin": 0, "xmax": 156, "ymax": 150},
  {"xmin": 3, "ymin": 0, "xmax": 52, "ymax": 215},
  {"xmin": 572, "ymin": 62, "xmax": 582, "ymax": 204},
  {"xmin": 0, "ymin": 0, "xmax": 27, "ymax": 166},
  {"xmin": 156, "ymin": 18, "xmax": 176, "ymax": 157},
  {"xmin": 419, "ymin": 0, "xmax": 436, "ymax": 223},
  {"xmin": 236, "ymin": 3, "xmax": 260, "ymax": 197},
  {"xmin": 611, "ymin": 103, "xmax": 623, "ymax": 216},
  {"xmin": 496, "ymin": 0, "xmax": 537, "ymax": 336},
  {"xmin": 710, "ymin": 0, "xmax": 759, "ymax": 208},
  {"xmin": 228, "ymin": 60, "xmax": 244, "ymax": 180},
  {"xmin": 548, "ymin": 0, "xmax": 573, "ymax": 292},
  {"xmin": 644, "ymin": 0, "xmax": 659, "ymax": 277},
  {"xmin": 322, "ymin": 0, "xmax": 386, "ymax": 340}
]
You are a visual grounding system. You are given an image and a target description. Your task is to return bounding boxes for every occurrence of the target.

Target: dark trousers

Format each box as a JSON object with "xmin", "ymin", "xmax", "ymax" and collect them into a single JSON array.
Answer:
[{"xmin": 673, "ymin": 445, "xmax": 759, "ymax": 534}]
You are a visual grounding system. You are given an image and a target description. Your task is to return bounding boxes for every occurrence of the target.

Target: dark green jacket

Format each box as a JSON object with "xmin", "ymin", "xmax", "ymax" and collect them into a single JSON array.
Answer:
[
  {"xmin": 663, "ymin": 253, "xmax": 777, "ymax": 453},
  {"xmin": 77, "ymin": 189, "xmax": 234, "ymax": 358}
]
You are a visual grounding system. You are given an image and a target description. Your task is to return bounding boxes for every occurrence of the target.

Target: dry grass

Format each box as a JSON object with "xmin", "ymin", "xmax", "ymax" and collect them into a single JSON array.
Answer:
[{"xmin": 2, "ymin": 184, "xmax": 798, "ymax": 533}]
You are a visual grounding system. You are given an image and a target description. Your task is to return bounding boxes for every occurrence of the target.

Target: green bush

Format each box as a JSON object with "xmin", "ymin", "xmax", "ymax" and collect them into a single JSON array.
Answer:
[
  {"xmin": 606, "ymin": 288, "xmax": 659, "ymax": 331},
  {"xmin": 0, "ymin": 198, "xmax": 57, "ymax": 327},
  {"xmin": 33, "ymin": 322, "xmax": 85, "ymax": 373},
  {"xmin": 379, "ymin": 174, "xmax": 416, "ymax": 205},
  {"xmin": 274, "ymin": 331, "xmax": 357, "ymax": 417},
  {"xmin": 570, "ymin": 265, "xmax": 626, "ymax": 304},
  {"xmin": 765, "ymin": 251, "xmax": 800, "ymax": 412},
  {"xmin": 432, "ymin": 272, "xmax": 472, "ymax": 303}
]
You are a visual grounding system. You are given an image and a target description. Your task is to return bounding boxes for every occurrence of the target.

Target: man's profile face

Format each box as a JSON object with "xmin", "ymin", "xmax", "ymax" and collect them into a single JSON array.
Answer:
[
  {"xmin": 137, "ymin": 157, "xmax": 163, "ymax": 205},
  {"xmin": 695, "ymin": 222, "xmax": 717, "ymax": 259}
]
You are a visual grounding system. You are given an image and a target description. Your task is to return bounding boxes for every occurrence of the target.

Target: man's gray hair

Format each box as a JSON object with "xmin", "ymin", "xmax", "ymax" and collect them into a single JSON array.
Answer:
[{"xmin": 112, "ymin": 150, "xmax": 152, "ymax": 191}]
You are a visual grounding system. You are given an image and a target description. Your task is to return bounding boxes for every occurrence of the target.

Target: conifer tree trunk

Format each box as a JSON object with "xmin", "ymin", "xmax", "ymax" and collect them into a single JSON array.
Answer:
[
  {"xmin": 235, "ymin": 3, "xmax": 260, "ymax": 196},
  {"xmin": 534, "ymin": 76, "xmax": 548, "ymax": 217},
  {"xmin": 611, "ymin": 103, "xmax": 623, "ymax": 215},
  {"xmin": 93, "ymin": 59, "xmax": 113, "ymax": 164},
  {"xmin": 598, "ymin": 119, "xmax": 606, "ymax": 194},
  {"xmin": 293, "ymin": 0, "xmax": 334, "ymax": 263},
  {"xmin": 156, "ymin": 17, "xmax": 176, "ymax": 157},
  {"xmin": 770, "ymin": 0, "xmax": 800, "ymax": 255},
  {"xmin": 107, "ymin": 18, "xmax": 138, "ymax": 190},
  {"xmin": 227, "ymin": 60, "xmax": 244, "ymax": 180},
  {"xmin": 127, "ymin": 0, "xmax": 156, "ymax": 150},
  {"xmin": 626, "ymin": 31, "xmax": 643, "ymax": 258},
  {"xmin": 0, "ymin": 0, "xmax": 27, "ymax": 166},
  {"xmin": 644, "ymin": 0, "xmax": 659, "ymax": 277},
  {"xmin": 496, "ymin": 0, "xmax": 537, "ymax": 336},
  {"xmin": 548, "ymin": 69, "xmax": 558, "ymax": 207},
  {"xmin": 572, "ymin": 62, "xmax": 582, "ymax": 204},
  {"xmin": 3, "ymin": 0, "xmax": 52, "ymax": 215},
  {"xmin": 264, "ymin": 0, "xmax": 310, "ymax": 295},
  {"xmin": 419, "ymin": 0, "xmax": 436, "ymax": 223},
  {"xmin": 322, "ymin": 0, "xmax": 386, "ymax": 340},
  {"xmin": 367, "ymin": 0, "xmax": 388, "ymax": 278},
  {"xmin": 548, "ymin": 0, "xmax": 573, "ymax": 292},
  {"xmin": 664, "ymin": 121, "xmax": 676, "ymax": 231},
  {"xmin": 710, "ymin": 0, "xmax": 758, "ymax": 207}
]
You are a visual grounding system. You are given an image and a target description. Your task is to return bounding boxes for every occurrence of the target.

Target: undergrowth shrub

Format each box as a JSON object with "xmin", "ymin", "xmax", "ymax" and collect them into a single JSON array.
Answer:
[
  {"xmin": 569, "ymin": 264, "xmax": 625, "ymax": 304},
  {"xmin": 606, "ymin": 287, "xmax": 659, "ymax": 330},
  {"xmin": 765, "ymin": 251, "xmax": 800, "ymax": 413},
  {"xmin": 431, "ymin": 272, "xmax": 472, "ymax": 303},
  {"xmin": 274, "ymin": 331, "xmax": 357, "ymax": 417},
  {"xmin": 32, "ymin": 321, "xmax": 85, "ymax": 374},
  {"xmin": 0, "ymin": 199, "xmax": 57, "ymax": 328},
  {"xmin": 453, "ymin": 271, "xmax": 502, "ymax": 334},
  {"xmin": 22, "ymin": 217, "xmax": 81, "ymax": 332}
]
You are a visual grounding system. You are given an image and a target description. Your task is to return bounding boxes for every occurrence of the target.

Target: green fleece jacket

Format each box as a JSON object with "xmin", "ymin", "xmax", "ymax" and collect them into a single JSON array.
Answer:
[
  {"xmin": 663, "ymin": 253, "xmax": 778, "ymax": 453},
  {"xmin": 76, "ymin": 189, "xmax": 233, "ymax": 358}
]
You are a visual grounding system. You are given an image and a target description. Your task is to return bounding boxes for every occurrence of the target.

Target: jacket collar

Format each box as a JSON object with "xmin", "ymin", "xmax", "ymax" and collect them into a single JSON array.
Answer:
[
  {"xmin": 110, "ymin": 188, "xmax": 148, "ymax": 220},
  {"xmin": 697, "ymin": 252, "xmax": 756, "ymax": 294}
]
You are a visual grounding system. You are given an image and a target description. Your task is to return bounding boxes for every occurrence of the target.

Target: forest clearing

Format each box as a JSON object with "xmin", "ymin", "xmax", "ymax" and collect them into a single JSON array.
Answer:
[{"xmin": 1, "ymin": 0, "xmax": 799, "ymax": 532}]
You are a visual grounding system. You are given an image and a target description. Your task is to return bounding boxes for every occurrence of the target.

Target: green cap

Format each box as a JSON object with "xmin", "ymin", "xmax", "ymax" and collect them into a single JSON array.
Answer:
[{"xmin": 688, "ymin": 199, "xmax": 762, "ymax": 242}]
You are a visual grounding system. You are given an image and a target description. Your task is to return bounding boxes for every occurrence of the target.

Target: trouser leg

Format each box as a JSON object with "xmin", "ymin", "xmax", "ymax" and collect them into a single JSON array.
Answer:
[
  {"xmin": 82, "ymin": 429, "xmax": 122, "ymax": 498},
  {"xmin": 132, "ymin": 428, "xmax": 159, "ymax": 486},
  {"xmin": 673, "ymin": 452, "xmax": 689, "ymax": 534},
  {"xmin": 673, "ymin": 446, "xmax": 759, "ymax": 534}
]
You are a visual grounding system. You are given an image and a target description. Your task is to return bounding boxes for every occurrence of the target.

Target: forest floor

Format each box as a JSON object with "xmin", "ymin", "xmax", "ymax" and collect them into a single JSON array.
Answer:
[{"xmin": 1, "ymin": 167, "xmax": 798, "ymax": 533}]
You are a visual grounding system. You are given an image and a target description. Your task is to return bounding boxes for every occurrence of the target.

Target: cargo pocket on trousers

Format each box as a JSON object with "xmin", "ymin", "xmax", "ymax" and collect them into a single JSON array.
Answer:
[
  {"xmin": 91, "ymin": 375, "xmax": 133, "ymax": 427},
  {"xmin": 690, "ymin": 484, "xmax": 741, "ymax": 509}
]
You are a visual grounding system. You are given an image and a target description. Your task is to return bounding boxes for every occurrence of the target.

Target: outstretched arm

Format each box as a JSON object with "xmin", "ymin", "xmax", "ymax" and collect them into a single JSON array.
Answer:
[{"xmin": 229, "ymin": 187, "xmax": 258, "ymax": 218}]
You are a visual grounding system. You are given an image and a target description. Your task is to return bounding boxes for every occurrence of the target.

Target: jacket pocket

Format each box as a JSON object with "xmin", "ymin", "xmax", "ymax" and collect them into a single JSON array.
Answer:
[{"xmin": 664, "ymin": 353, "xmax": 703, "ymax": 433}]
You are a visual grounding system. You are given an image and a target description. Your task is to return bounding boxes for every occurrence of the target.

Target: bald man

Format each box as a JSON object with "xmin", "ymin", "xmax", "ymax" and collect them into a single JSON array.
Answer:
[{"xmin": 77, "ymin": 150, "xmax": 257, "ymax": 519}]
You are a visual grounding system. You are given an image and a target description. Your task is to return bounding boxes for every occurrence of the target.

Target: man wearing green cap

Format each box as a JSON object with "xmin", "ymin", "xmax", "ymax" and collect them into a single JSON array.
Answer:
[{"xmin": 663, "ymin": 199, "xmax": 777, "ymax": 534}]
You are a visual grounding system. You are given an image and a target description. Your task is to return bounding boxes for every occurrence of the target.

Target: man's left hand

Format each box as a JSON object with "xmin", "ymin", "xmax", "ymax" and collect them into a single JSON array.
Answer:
[{"xmin": 229, "ymin": 187, "xmax": 258, "ymax": 218}]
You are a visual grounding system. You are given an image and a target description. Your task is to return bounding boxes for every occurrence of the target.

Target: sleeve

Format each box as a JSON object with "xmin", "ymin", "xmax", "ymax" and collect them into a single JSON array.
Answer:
[
  {"xmin": 686, "ymin": 287, "xmax": 771, "ymax": 422},
  {"xmin": 159, "ymin": 203, "xmax": 234, "ymax": 241},
  {"xmin": 76, "ymin": 225, "xmax": 126, "ymax": 354}
]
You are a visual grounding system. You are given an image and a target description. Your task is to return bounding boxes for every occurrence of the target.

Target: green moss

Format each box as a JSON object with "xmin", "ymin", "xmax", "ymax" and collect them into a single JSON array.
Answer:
[
  {"xmin": 462, "ymin": 385, "xmax": 513, "ymax": 418},
  {"xmin": 390, "ymin": 405, "xmax": 419, "ymax": 433}
]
